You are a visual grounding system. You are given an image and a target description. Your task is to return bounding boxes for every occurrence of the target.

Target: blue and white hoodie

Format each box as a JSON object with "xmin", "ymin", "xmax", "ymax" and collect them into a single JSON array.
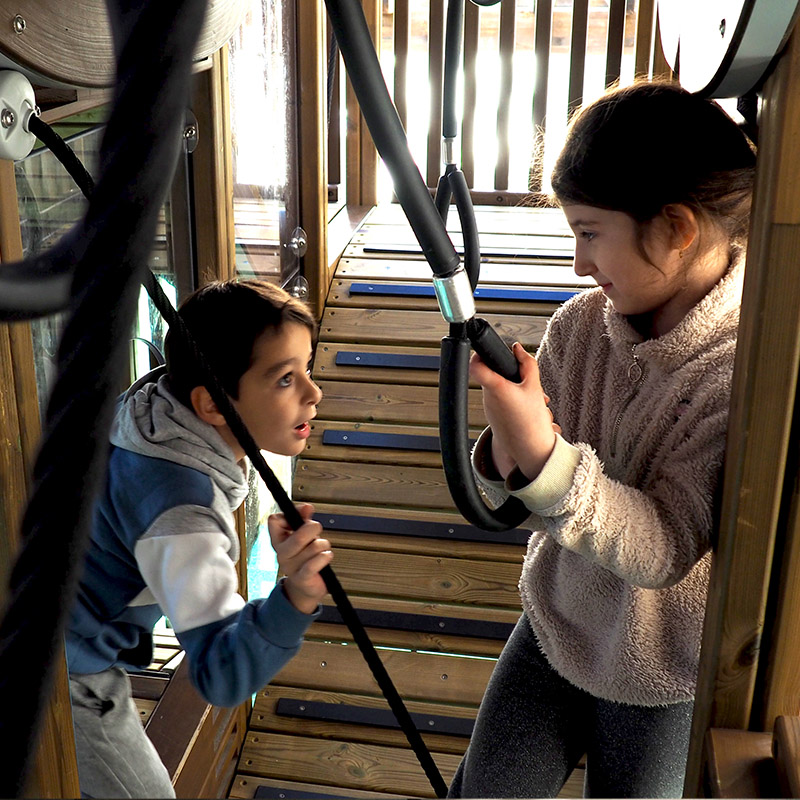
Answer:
[{"xmin": 65, "ymin": 367, "xmax": 316, "ymax": 707}]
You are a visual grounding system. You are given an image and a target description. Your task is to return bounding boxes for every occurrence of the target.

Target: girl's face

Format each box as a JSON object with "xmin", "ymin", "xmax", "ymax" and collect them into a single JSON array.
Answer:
[{"xmin": 562, "ymin": 204, "xmax": 722, "ymax": 338}]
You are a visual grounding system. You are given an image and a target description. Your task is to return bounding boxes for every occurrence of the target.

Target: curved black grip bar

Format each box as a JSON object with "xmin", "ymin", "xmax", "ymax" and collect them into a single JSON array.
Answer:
[
  {"xmin": 439, "ymin": 334, "xmax": 529, "ymax": 531},
  {"xmin": 466, "ymin": 317, "xmax": 521, "ymax": 382}
]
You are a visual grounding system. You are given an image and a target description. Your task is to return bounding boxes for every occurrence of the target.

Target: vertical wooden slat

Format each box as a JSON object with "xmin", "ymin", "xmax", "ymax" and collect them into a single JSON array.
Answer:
[
  {"xmin": 426, "ymin": 0, "xmax": 445, "ymax": 187},
  {"xmin": 758, "ymin": 386, "xmax": 800, "ymax": 727},
  {"xmin": 683, "ymin": 28, "xmax": 800, "ymax": 797},
  {"xmin": 344, "ymin": 0, "xmax": 379, "ymax": 210},
  {"xmin": 605, "ymin": 0, "xmax": 626, "ymax": 87},
  {"xmin": 530, "ymin": 0, "xmax": 552, "ymax": 194},
  {"xmin": 494, "ymin": 0, "xmax": 516, "ymax": 191},
  {"xmin": 649, "ymin": 11, "xmax": 674, "ymax": 81},
  {"xmin": 360, "ymin": 0, "xmax": 380, "ymax": 205},
  {"xmin": 0, "ymin": 159, "xmax": 80, "ymax": 798},
  {"xmin": 461, "ymin": 0, "xmax": 479, "ymax": 187},
  {"xmin": 191, "ymin": 47, "xmax": 236, "ymax": 283},
  {"xmin": 394, "ymin": 0, "xmax": 409, "ymax": 131},
  {"xmin": 345, "ymin": 54, "xmax": 362, "ymax": 206},
  {"xmin": 633, "ymin": 0, "xmax": 655, "ymax": 79},
  {"xmin": 296, "ymin": 0, "xmax": 330, "ymax": 319},
  {"xmin": 568, "ymin": 0, "xmax": 589, "ymax": 113},
  {"xmin": 328, "ymin": 23, "xmax": 341, "ymax": 187}
]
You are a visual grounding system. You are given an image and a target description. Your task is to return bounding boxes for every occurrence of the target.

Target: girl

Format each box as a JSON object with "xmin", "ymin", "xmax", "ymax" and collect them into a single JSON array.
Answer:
[{"xmin": 448, "ymin": 82, "xmax": 756, "ymax": 798}]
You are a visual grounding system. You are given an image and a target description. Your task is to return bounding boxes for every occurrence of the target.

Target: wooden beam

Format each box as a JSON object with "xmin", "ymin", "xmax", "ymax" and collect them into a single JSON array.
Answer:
[
  {"xmin": 0, "ymin": 159, "xmax": 80, "ymax": 798},
  {"xmin": 684, "ymin": 28, "xmax": 800, "ymax": 796},
  {"xmin": 190, "ymin": 46, "xmax": 236, "ymax": 285},
  {"xmin": 297, "ymin": 0, "xmax": 329, "ymax": 320}
]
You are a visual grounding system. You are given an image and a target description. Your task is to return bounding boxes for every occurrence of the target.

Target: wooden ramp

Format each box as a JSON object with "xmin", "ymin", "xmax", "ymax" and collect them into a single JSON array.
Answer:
[{"xmin": 230, "ymin": 204, "xmax": 591, "ymax": 799}]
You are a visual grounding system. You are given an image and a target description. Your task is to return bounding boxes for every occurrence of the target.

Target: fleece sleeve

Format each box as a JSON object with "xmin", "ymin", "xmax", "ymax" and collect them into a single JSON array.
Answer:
[{"xmin": 135, "ymin": 504, "xmax": 317, "ymax": 707}]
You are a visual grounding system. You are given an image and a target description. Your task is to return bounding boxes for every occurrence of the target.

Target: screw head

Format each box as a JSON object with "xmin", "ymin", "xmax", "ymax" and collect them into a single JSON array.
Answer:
[
  {"xmin": 1, "ymin": 108, "xmax": 15, "ymax": 128},
  {"xmin": 12, "ymin": 15, "xmax": 25, "ymax": 34}
]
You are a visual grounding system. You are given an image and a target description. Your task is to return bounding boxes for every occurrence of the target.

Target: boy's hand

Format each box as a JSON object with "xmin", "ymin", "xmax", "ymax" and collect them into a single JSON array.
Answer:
[
  {"xmin": 469, "ymin": 342, "xmax": 559, "ymax": 482},
  {"xmin": 268, "ymin": 503, "xmax": 332, "ymax": 615}
]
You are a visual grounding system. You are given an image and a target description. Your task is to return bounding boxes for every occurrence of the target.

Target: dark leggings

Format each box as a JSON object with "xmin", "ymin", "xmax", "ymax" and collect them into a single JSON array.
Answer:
[{"xmin": 448, "ymin": 616, "xmax": 694, "ymax": 799}]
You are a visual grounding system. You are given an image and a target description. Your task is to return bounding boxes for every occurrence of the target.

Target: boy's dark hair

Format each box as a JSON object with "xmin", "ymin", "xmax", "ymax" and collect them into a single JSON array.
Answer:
[
  {"xmin": 551, "ymin": 81, "xmax": 757, "ymax": 257},
  {"xmin": 164, "ymin": 279, "xmax": 317, "ymax": 407}
]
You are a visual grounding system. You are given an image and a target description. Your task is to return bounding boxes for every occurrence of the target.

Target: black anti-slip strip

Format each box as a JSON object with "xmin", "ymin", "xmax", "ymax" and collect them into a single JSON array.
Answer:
[
  {"xmin": 318, "ymin": 512, "xmax": 529, "ymax": 546},
  {"xmin": 275, "ymin": 698, "xmax": 475, "ymax": 737},
  {"xmin": 334, "ymin": 350, "xmax": 441, "ymax": 370},
  {"xmin": 318, "ymin": 605, "xmax": 515, "ymax": 641},
  {"xmin": 322, "ymin": 429, "xmax": 443, "ymax": 451},
  {"xmin": 254, "ymin": 786, "xmax": 353, "ymax": 800}
]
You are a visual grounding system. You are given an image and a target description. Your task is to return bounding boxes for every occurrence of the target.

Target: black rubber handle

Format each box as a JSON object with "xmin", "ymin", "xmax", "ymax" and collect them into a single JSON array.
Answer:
[{"xmin": 466, "ymin": 317, "xmax": 521, "ymax": 383}]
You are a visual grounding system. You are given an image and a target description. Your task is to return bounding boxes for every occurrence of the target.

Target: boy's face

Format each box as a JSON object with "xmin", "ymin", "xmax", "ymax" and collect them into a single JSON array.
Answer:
[{"xmin": 232, "ymin": 322, "xmax": 322, "ymax": 457}]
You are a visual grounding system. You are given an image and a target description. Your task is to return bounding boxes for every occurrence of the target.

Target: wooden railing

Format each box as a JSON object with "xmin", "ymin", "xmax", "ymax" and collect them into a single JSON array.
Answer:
[{"xmin": 330, "ymin": 0, "xmax": 663, "ymax": 207}]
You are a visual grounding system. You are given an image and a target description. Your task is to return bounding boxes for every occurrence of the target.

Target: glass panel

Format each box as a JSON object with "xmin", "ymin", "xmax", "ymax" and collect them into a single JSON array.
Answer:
[
  {"xmin": 229, "ymin": 0, "xmax": 300, "ymax": 288},
  {"xmin": 17, "ymin": 117, "xmax": 183, "ymax": 413},
  {"xmin": 228, "ymin": 0, "xmax": 300, "ymax": 598}
]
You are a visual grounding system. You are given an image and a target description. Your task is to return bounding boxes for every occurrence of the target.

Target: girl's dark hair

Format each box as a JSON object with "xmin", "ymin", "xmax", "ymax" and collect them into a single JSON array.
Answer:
[
  {"xmin": 164, "ymin": 279, "xmax": 317, "ymax": 407},
  {"xmin": 551, "ymin": 81, "xmax": 757, "ymax": 256}
]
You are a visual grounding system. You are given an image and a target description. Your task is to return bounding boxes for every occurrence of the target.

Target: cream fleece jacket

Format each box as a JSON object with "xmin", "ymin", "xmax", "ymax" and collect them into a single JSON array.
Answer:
[{"xmin": 473, "ymin": 259, "xmax": 744, "ymax": 705}]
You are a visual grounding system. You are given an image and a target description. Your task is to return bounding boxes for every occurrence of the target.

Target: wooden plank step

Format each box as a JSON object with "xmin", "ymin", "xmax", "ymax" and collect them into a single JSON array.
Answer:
[
  {"xmin": 236, "ymin": 731, "xmax": 460, "ymax": 797},
  {"xmin": 343, "ymin": 242, "xmax": 574, "ymax": 266},
  {"xmin": 310, "ymin": 603, "xmax": 513, "ymax": 657},
  {"xmin": 304, "ymin": 421, "xmax": 457, "ymax": 469},
  {"xmin": 314, "ymin": 343, "xmax": 445, "ymax": 387},
  {"xmin": 318, "ymin": 308, "xmax": 548, "ymax": 348},
  {"xmin": 273, "ymin": 640, "xmax": 496, "ymax": 705},
  {"xmin": 251, "ymin": 686, "xmax": 475, "ymax": 754},
  {"xmin": 315, "ymin": 548, "xmax": 522, "ymax": 609},
  {"xmin": 336, "ymin": 257, "xmax": 586, "ymax": 285},
  {"xmin": 310, "ymin": 503, "xmax": 529, "ymax": 560},
  {"xmin": 314, "ymin": 381, "xmax": 485, "ymax": 426},
  {"xmin": 294, "ymin": 460, "xmax": 455, "ymax": 510},
  {"xmin": 231, "ymin": 765, "xmax": 585, "ymax": 800},
  {"xmin": 364, "ymin": 203, "xmax": 572, "ymax": 237},
  {"xmin": 350, "ymin": 225, "xmax": 573, "ymax": 251},
  {"xmin": 230, "ymin": 775, "xmax": 411, "ymax": 799},
  {"xmin": 326, "ymin": 278, "xmax": 570, "ymax": 315}
]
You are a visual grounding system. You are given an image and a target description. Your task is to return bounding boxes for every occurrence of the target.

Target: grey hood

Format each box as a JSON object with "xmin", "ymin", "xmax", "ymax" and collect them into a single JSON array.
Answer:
[{"xmin": 110, "ymin": 367, "xmax": 249, "ymax": 510}]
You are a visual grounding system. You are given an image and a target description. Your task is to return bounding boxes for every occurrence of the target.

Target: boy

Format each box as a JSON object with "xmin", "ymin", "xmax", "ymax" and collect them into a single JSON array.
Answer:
[{"xmin": 65, "ymin": 280, "xmax": 330, "ymax": 798}]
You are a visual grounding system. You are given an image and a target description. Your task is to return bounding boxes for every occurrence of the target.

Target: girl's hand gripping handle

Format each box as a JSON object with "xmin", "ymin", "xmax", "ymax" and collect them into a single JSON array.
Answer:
[{"xmin": 466, "ymin": 317, "xmax": 521, "ymax": 383}]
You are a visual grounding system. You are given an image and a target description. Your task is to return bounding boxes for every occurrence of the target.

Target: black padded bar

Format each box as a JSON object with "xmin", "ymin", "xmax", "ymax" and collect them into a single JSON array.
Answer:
[
  {"xmin": 335, "ymin": 351, "xmax": 441, "ymax": 370},
  {"xmin": 349, "ymin": 281, "xmax": 578, "ymax": 302},
  {"xmin": 318, "ymin": 604, "xmax": 515, "ymax": 641},
  {"xmin": 275, "ymin": 698, "xmax": 475, "ymax": 738},
  {"xmin": 316, "ymin": 512, "xmax": 529, "ymax": 546},
  {"xmin": 322, "ymin": 430, "xmax": 443, "ymax": 451}
]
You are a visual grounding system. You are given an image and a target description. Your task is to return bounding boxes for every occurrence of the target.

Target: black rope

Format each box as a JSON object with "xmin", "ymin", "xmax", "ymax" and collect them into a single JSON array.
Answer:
[
  {"xmin": 35, "ymin": 117, "xmax": 448, "ymax": 797},
  {"xmin": 0, "ymin": 1, "xmax": 209, "ymax": 796}
]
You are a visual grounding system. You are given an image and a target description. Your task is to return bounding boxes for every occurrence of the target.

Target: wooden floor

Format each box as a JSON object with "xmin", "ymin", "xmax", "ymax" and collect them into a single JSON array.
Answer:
[{"xmin": 225, "ymin": 202, "xmax": 591, "ymax": 799}]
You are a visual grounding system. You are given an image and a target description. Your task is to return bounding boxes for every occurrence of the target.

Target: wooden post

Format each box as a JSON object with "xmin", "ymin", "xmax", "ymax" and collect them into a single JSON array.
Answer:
[
  {"xmin": 683, "ymin": 28, "xmax": 800, "ymax": 796},
  {"xmin": 191, "ymin": 48, "xmax": 236, "ymax": 285},
  {"xmin": 0, "ymin": 159, "xmax": 80, "ymax": 797},
  {"xmin": 345, "ymin": 0, "xmax": 380, "ymax": 210},
  {"xmin": 297, "ymin": 0, "xmax": 330, "ymax": 320}
]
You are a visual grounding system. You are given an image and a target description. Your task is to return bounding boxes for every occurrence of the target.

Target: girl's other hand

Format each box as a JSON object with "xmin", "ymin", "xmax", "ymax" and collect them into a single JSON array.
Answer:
[
  {"xmin": 469, "ymin": 343, "xmax": 558, "ymax": 483},
  {"xmin": 268, "ymin": 503, "xmax": 332, "ymax": 614}
]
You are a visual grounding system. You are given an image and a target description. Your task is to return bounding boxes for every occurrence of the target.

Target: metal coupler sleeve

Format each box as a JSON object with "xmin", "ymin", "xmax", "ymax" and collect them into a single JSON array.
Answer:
[{"xmin": 433, "ymin": 266, "xmax": 476, "ymax": 323}]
